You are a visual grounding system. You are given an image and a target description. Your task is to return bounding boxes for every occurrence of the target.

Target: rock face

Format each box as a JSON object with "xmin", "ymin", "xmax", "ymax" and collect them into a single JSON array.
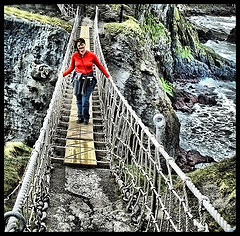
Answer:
[
  {"xmin": 140, "ymin": 4, "xmax": 236, "ymax": 82},
  {"xmin": 227, "ymin": 27, "xmax": 236, "ymax": 43},
  {"xmin": 95, "ymin": 4, "xmax": 235, "ymax": 160},
  {"xmin": 4, "ymin": 15, "xmax": 69, "ymax": 145},
  {"xmin": 99, "ymin": 10, "xmax": 180, "ymax": 157}
]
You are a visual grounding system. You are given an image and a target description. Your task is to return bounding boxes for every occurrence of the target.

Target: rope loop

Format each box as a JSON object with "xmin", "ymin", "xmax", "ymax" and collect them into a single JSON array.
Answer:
[{"xmin": 4, "ymin": 211, "xmax": 26, "ymax": 232}]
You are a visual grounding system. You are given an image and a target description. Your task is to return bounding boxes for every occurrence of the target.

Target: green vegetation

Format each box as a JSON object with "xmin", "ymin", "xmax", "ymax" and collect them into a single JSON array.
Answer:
[
  {"xmin": 159, "ymin": 77, "xmax": 175, "ymax": 97},
  {"xmin": 176, "ymin": 45, "xmax": 193, "ymax": 60},
  {"xmin": 110, "ymin": 4, "xmax": 121, "ymax": 11},
  {"xmin": 142, "ymin": 11, "xmax": 170, "ymax": 43},
  {"xmin": 104, "ymin": 16, "xmax": 143, "ymax": 38},
  {"xmin": 4, "ymin": 6, "xmax": 72, "ymax": 32},
  {"xmin": 4, "ymin": 142, "xmax": 32, "ymax": 197},
  {"xmin": 187, "ymin": 155, "xmax": 236, "ymax": 231}
]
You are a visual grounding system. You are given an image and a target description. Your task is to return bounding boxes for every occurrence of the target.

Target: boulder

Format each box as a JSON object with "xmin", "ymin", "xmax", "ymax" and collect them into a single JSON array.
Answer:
[
  {"xmin": 176, "ymin": 147, "xmax": 215, "ymax": 172},
  {"xmin": 227, "ymin": 27, "xmax": 236, "ymax": 43}
]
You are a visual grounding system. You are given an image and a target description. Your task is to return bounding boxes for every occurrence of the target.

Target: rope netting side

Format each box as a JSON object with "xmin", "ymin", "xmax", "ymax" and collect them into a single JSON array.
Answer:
[
  {"xmin": 4, "ymin": 7, "xmax": 80, "ymax": 232},
  {"xmin": 57, "ymin": 4, "xmax": 78, "ymax": 18},
  {"xmin": 93, "ymin": 6, "xmax": 235, "ymax": 232}
]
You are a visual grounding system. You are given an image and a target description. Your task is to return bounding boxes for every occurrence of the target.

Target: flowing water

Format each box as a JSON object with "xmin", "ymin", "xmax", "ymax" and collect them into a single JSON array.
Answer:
[
  {"xmin": 176, "ymin": 78, "xmax": 236, "ymax": 163},
  {"xmin": 189, "ymin": 15, "xmax": 236, "ymax": 63},
  {"xmin": 176, "ymin": 16, "xmax": 236, "ymax": 167}
]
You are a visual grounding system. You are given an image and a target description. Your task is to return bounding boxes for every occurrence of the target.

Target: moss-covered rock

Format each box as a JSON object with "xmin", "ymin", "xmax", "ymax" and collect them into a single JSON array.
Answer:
[
  {"xmin": 140, "ymin": 4, "xmax": 236, "ymax": 82},
  {"xmin": 187, "ymin": 155, "xmax": 236, "ymax": 231},
  {"xmin": 101, "ymin": 13, "xmax": 180, "ymax": 157},
  {"xmin": 4, "ymin": 6, "xmax": 72, "ymax": 32},
  {"xmin": 104, "ymin": 16, "xmax": 143, "ymax": 39}
]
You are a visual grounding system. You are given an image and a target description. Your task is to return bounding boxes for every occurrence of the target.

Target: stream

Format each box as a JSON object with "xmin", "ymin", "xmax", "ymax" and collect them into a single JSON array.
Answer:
[{"xmin": 175, "ymin": 16, "xmax": 236, "ymax": 167}]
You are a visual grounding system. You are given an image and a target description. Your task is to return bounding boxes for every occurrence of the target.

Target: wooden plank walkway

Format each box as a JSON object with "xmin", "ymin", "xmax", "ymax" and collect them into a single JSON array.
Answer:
[{"xmin": 64, "ymin": 26, "xmax": 97, "ymax": 166}]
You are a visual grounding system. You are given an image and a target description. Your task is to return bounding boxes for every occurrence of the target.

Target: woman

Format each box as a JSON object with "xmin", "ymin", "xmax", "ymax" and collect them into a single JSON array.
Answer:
[{"xmin": 63, "ymin": 38, "xmax": 111, "ymax": 125}]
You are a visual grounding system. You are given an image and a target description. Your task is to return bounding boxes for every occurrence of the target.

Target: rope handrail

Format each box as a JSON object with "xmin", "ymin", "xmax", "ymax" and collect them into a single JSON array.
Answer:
[
  {"xmin": 4, "ymin": 6, "xmax": 80, "ymax": 232},
  {"xmin": 4, "ymin": 4, "xmax": 235, "ymax": 232},
  {"xmin": 93, "ymin": 6, "xmax": 235, "ymax": 232},
  {"xmin": 57, "ymin": 4, "xmax": 77, "ymax": 18}
]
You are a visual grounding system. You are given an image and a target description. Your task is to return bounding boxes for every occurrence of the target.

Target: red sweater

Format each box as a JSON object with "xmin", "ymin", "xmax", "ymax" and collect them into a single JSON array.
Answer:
[{"xmin": 63, "ymin": 50, "xmax": 110, "ymax": 78}]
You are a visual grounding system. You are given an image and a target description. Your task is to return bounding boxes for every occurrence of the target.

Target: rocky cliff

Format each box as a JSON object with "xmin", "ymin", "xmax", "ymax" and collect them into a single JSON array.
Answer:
[
  {"xmin": 134, "ymin": 4, "xmax": 236, "ymax": 82},
  {"xmin": 99, "ymin": 10, "xmax": 180, "ymax": 157},
  {"xmin": 97, "ymin": 4, "xmax": 235, "ymax": 159},
  {"xmin": 4, "ymin": 14, "xmax": 69, "ymax": 145},
  {"xmin": 4, "ymin": 4, "xmax": 235, "ymax": 163}
]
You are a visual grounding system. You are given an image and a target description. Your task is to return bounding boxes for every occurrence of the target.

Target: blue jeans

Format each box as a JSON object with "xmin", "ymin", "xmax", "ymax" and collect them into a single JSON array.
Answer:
[{"xmin": 76, "ymin": 79, "xmax": 96, "ymax": 121}]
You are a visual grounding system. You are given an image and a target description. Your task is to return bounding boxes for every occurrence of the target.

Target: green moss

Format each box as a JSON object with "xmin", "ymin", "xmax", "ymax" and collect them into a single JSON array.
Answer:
[
  {"xmin": 187, "ymin": 156, "xmax": 236, "ymax": 231},
  {"xmin": 176, "ymin": 45, "xmax": 194, "ymax": 60},
  {"xmin": 104, "ymin": 16, "xmax": 143, "ymax": 38},
  {"xmin": 187, "ymin": 156, "xmax": 236, "ymax": 194},
  {"xmin": 173, "ymin": 5, "xmax": 180, "ymax": 21},
  {"xmin": 4, "ymin": 142, "xmax": 32, "ymax": 197},
  {"xmin": 142, "ymin": 11, "xmax": 170, "ymax": 43},
  {"xmin": 4, "ymin": 6, "xmax": 72, "ymax": 32},
  {"xmin": 110, "ymin": 4, "xmax": 121, "ymax": 12}
]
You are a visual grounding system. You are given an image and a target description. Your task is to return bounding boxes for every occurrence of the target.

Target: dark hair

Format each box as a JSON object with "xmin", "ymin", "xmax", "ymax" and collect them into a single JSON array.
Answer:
[{"xmin": 73, "ymin": 38, "xmax": 85, "ymax": 51}]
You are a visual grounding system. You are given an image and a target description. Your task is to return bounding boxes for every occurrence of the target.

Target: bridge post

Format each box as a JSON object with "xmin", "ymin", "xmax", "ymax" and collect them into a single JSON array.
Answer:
[
  {"xmin": 152, "ymin": 114, "xmax": 166, "ymax": 216},
  {"xmin": 153, "ymin": 114, "xmax": 166, "ymax": 144}
]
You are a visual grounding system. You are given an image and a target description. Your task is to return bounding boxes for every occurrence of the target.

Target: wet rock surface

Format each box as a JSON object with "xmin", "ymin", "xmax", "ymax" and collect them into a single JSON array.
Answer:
[
  {"xmin": 176, "ymin": 147, "xmax": 216, "ymax": 172},
  {"xmin": 172, "ymin": 88, "xmax": 217, "ymax": 113},
  {"xmin": 46, "ymin": 164, "xmax": 135, "ymax": 232}
]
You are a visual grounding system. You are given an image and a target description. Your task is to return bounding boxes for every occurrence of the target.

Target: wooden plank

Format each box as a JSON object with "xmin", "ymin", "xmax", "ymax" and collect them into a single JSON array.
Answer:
[
  {"xmin": 64, "ymin": 26, "xmax": 97, "ymax": 166},
  {"xmin": 80, "ymin": 26, "xmax": 90, "ymax": 39},
  {"xmin": 64, "ymin": 139, "xmax": 96, "ymax": 165},
  {"xmin": 80, "ymin": 26, "xmax": 90, "ymax": 50}
]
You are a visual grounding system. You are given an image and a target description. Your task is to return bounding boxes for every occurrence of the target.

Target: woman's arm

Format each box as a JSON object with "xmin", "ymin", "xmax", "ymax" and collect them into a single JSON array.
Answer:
[
  {"xmin": 93, "ymin": 54, "xmax": 110, "ymax": 78},
  {"xmin": 63, "ymin": 56, "xmax": 75, "ymax": 77}
]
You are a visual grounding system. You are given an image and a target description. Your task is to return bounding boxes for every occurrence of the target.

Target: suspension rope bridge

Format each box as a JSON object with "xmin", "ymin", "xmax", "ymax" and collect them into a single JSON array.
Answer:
[{"xmin": 4, "ymin": 5, "xmax": 235, "ymax": 232}]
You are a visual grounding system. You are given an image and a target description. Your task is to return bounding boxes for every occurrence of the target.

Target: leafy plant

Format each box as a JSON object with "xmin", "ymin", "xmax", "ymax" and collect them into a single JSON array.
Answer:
[
  {"xmin": 176, "ymin": 45, "xmax": 193, "ymax": 60},
  {"xmin": 159, "ymin": 77, "xmax": 175, "ymax": 97}
]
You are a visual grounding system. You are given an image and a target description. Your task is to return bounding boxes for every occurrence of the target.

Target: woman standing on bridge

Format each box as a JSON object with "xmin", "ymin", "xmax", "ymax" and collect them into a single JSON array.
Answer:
[{"xmin": 62, "ymin": 38, "xmax": 111, "ymax": 125}]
